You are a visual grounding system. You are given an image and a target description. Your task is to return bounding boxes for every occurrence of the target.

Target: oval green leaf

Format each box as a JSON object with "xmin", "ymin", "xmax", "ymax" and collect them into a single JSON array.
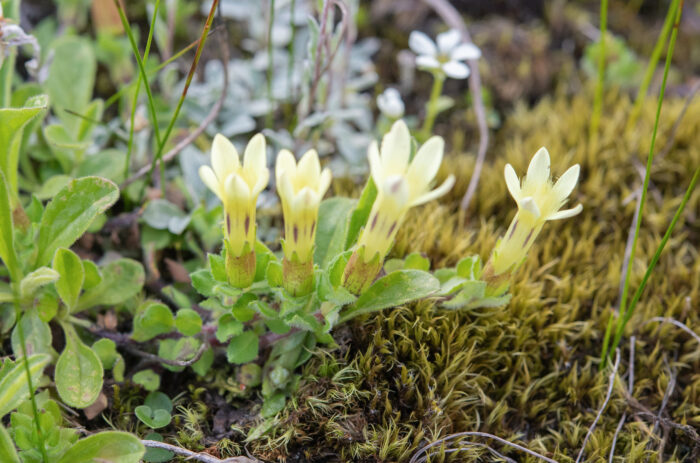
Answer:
[
  {"xmin": 35, "ymin": 177, "xmax": 119, "ymax": 267},
  {"xmin": 53, "ymin": 248, "xmax": 85, "ymax": 310},
  {"xmin": 56, "ymin": 431, "xmax": 144, "ymax": 463},
  {"xmin": 55, "ymin": 337, "xmax": 104, "ymax": 408}
]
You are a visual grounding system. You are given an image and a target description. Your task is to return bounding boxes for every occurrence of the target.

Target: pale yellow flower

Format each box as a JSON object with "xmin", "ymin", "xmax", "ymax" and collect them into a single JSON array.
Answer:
[
  {"xmin": 199, "ymin": 133, "xmax": 269, "ymax": 257},
  {"xmin": 358, "ymin": 119, "xmax": 455, "ymax": 262},
  {"xmin": 490, "ymin": 147, "xmax": 582, "ymax": 276},
  {"xmin": 276, "ymin": 149, "xmax": 332, "ymax": 262}
]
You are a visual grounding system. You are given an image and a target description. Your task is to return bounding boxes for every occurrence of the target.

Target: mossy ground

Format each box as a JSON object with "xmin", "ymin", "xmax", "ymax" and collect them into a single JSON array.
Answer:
[{"xmin": 188, "ymin": 91, "xmax": 700, "ymax": 462}]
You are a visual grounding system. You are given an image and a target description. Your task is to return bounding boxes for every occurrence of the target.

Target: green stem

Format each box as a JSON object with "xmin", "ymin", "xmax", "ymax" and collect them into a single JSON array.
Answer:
[
  {"xmin": 589, "ymin": 0, "xmax": 608, "ymax": 149},
  {"xmin": 626, "ymin": 0, "xmax": 680, "ymax": 132},
  {"xmin": 143, "ymin": 0, "xmax": 219, "ymax": 197},
  {"xmin": 611, "ymin": 167, "xmax": 698, "ymax": 355},
  {"xmin": 601, "ymin": 0, "xmax": 683, "ymax": 367},
  {"xmin": 421, "ymin": 73, "xmax": 445, "ymax": 139},
  {"xmin": 266, "ymin": 0, "xmax": 276, "ymax": 128},
  {"xmin": 124, "ymin": 0, "xmax": 161, "ymax": 181},
  {"xmin": 13, "ymin": 288, "xmax": 49, "ymax": 463}
]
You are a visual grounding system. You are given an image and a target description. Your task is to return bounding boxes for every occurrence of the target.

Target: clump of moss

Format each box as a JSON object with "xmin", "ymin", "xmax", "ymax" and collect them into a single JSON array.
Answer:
[{"xmin": 209, "ymin": 90, "xmax": 699, "ymax": 462}]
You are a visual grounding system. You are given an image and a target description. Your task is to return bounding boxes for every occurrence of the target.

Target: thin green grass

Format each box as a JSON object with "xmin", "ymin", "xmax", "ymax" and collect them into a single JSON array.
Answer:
[
  {"xmin": 601, "ymin": 0, "xmax": 684, "ymax": 367},
  {"xmin": 113, "ymin": 0, "xmax": 163, "ymax": 154},
  {"xmin": 124, "ymin": 0, "xmax": 161, "ymax": 180},
  {"xmin": 626, "ymin": 0, "xmax": 680, "ymax": 132},
  {"xmin": 143, "ymin": 0, "xmax": 220, "ymax": 195}
]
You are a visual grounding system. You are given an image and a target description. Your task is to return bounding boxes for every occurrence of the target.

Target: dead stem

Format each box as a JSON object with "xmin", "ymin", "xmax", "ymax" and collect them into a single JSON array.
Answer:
[
  {"xmin": 419, "ymin": 0, "xmax": 489, "ymax": 212},
  {"xmin": 576, "ymin": 349, "xmax": 620, "ymax": 463},
  {"xmin": 141, "ymin": 439, "xmax": 260, "ymax": 462},
  {"xmin": 122, "ymin": 11, "xmax": 230, "ymax": 188},
  {"xmin": 609, "ymin": 336, "xmax": 636, "ymax": 462}
]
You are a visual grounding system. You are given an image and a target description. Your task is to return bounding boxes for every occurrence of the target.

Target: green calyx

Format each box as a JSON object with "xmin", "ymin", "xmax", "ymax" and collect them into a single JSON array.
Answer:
[{"xmin": 341, "ymin": 246, "xmax": 383, "ymax": 295}]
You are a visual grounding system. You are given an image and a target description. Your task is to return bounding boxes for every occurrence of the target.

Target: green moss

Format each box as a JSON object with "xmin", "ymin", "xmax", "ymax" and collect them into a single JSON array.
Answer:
[{"xmin": 205, "ymin": 90, "xmax": 700, "ymax": 462}]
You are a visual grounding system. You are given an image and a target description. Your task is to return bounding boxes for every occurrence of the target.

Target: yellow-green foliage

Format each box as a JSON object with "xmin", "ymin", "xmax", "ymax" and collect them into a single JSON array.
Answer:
[{"xmin": 223, "ymin": 91, "xmax": 699, "ymax": 462}]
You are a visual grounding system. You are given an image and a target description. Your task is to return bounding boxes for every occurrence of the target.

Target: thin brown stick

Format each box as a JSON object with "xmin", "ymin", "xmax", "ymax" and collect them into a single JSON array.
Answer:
[
  {"xmin": 419, "ymin": 0, "xmax": 489, "ymax": 212},
  {"xmin": 141, "ymin": 440, "xmax": 260, "ymax": 462},
  {"xmin": 122, "ymin": 18, "xmax": 230, "ymax": 188},
  {"xmin": 644, "ymin": 316, "xmax": 700, "ymax": 346},
  {"xmin": 576, "ymin": 349, "xmax": 620, "ymax": 463}
]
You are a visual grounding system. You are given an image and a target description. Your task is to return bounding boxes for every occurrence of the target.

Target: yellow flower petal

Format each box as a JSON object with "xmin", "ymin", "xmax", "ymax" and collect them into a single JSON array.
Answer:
[
  {"xmin": 381, "ymin": 119, "xmax": 411, "ymax": 177},
  {"xmin": 199, "ymin": 165, "xmax": 222, "ymax": 200},
  {"xmin": 504, "ymin": 164, "xmax": 521, "ymax": 202},
  {"xmin": 524, "ymin": 147, "xmax": 550, "ymax": 189},
  {"xmin": 411, "ymin": 175, "xmax": 455, "ymax": 207},
  {"xmin": 547, "ymin": 204, "xmax": 582, "ymax": 221},
  {"xmin": 405, "ymin": 135, "xmax": 444, "ymax": 199},
  {"xmin": 553, "ymin": 164, "xmax": 580, "ymax": 203},
  {"xmin": 212, "ymin": 134, "xmax": 239, "ymax": 182}
]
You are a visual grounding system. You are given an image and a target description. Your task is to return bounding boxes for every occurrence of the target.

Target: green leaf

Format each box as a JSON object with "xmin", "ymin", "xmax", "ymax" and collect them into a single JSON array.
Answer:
[
  {"xmin": 227, "ymin": 331, "xmax": 259, "ymax": 365},
  {"xmin": 174, "ymin": 309, "xmax": 202, "ymax": 336},
  {"xmin": 133, "ymin": 369, "xmax": 160, "ymax": 392},
  {"xmin": 404, "ymin": 253, "xmax": 430, "ymax": 271},
  {"xmin": 0, "ymin": 423, "xmax": 20, "ymax": 463},
  {"xmin": 76, "ymin": 149, "xmax": 127, "ymax": 183},
  {"xmin": 135, "ymin": 405, "xmax": 171, "ymax": 429},
  {"xmin": 232, "ymin": 292, "xmax": 257, "ymax": 322},
  {"xmin": 132, "ymin": 302, "xmax": 174, "ymax": 342},
  {"xmin": 142, "ymin": 432, "xmax": 174, "ymax": 462},
  {"xmin": 261, "ymin": 392, "xmax": 287, "ymax": 418},
  {"xmin": 55, "ymin": 334, "xmax": 104, "ymax": 408},
  {"xmin": 34, "ymin": 174, "xmax": 72, "ymax": 201},
  {"xmin": 77, "ymin": 258, "xmax": 144, "ymax": 311},
  {"xmin": 46, "ymin": 36, "xmax": 96, "ymax": 134},
  {"xmin": 345, "ymin": 177, "xmax": 377, "ymax": 249},
  {"xmin": 0, "ymin": 172, "xmax": 19, "ymax": 280},
  {"xmin": 208, "ymin": 253, "xmax": 226, "ymax": 282},
  {"xmin": 441, "ymin": 280, "xmax": 487, "ymax": 310},
  {"xmin": 0, "ymin": 354, "xmax": 51, "ymax": 418},
  {"xmin": 92, "ymin": 338, "xmax": 118, "ymax": 370},
  {"xmin": 142, "ymin": 199, "xmax": 191, "ymax": 235},
  {"xmin": 314, "ymin": 197, "xmax": 356, "ymax": 269},
  {"xmin": 216, "ymin": 314, "xmax": 243, "ymax": 343},
  {"xmin": 19, "ymin": 267, "xmax": 59, "ymax": 301},
  {"xmin": 35, "ymin": 177, "xmax": 119, "ymax": 267},
  {"xmin": 56, "ymin": 431, "xmax": 145, "ymax": 463},
  {"xmin": 339, "ymin": 270, "xmax": 440, "ymax": 323},
  {"xmin": 0, "ymin": 95, "xmax": 49, "ymax": 200},
  {"xmin": 158, "ymin": 337, "xmax": 201, "ymax": 372},
  {"xmin": 53, "ymin": 248, "xmax": 84, "ymax": 310},
  {"xmin": 82, "ymin": 259, "xmax": 102, "ymax": 290},
  {"xmin": 11, "ymin": 310, "xmax": 52, "ymax": 357}
]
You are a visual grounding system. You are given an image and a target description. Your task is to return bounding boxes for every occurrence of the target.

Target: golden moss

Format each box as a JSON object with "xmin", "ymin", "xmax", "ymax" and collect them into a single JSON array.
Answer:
[{"xmin": 215, "ymin": 90, "xmax": 700, "ymax": 462}]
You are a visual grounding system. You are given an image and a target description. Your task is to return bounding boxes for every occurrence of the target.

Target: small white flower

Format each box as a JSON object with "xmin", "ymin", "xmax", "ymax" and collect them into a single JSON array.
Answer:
[
  {"xmin": 409, "ymin": 29, "xmax": 481, "ymax": 80},
  {"xmin": 376, "ymin": 88, "xmax": 405, "ymax": 119}
]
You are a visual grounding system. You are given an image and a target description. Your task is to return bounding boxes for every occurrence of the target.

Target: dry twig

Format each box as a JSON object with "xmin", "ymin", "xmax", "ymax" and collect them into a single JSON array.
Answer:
[
  {"xmin": 122, "ymin": 16, "xmax": 231, "ymax": 187},
  {"xmin": 576, "ymin": 349, "xmax": 620, "ymax": 463},
  {"xmin": 141, "ymin": 440, "xmax": 260, "ymax": 462},
  {"xmin": 418, "ymin": 0, "xmax": 489, "ymax": 211},
  {"xmin": 609, "ymin": 337, "xmax": 636, "ymax": 462}
]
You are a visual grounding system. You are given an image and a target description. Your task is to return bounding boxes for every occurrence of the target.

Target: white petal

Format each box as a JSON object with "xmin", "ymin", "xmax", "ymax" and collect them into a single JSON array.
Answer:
[
  {"xmin": 411, "ymin": 175, "xmax": 455, "ymax": 207},
  {"xmin": 318, "ymin": 168, "xmax": 332, "ymax": 197},
  {"xmin": 525, "ymin": 147, "xmax": 550, "ymax": 187},
  {"xmin": 199, "ymin": 166, "xmax": 222, "ymax": 200},
  {"xmin": 547, "ymin": 204, "xmax": 583, "ymax": 221},
  {"xmin": 381, "ymin": 119, "xmax": 411, "ymax": 176},
  {"xmin": 212, "ymin": 134, "xmax": 239, "ymax": 181},
  {"xmin": 275, "ymin": 149, "xmax": 297, "ymax": 186},
  {"xmin": 278, "ymin": 170, "xmax": 295, "ymax": 204},
  {"xmin": 297, "ymin": 149, "xmax": 321, "ymax": 185},
  {"xmin": 450, "ymin": 43, "xmax": 481, "ymax": 61},
  {"xmin": 243, "ymin": 133, "xmax": 267, "ymax": 175},
  {"xmin": 368, "ymin": 141, "xmax": 384, "ymax": 186},
  {"xmin": 504, "ymin": 164, "xmax": 522, "ymax": 202},
  {"xmin": 552, "ymin": 164, "xmax": 580, "ymax": 202},
  {"xmin": 250, "ymin": 167, "xmax": 270, "ymax": 197},
  {"xmin": 415, "ymin": 55, "xmax": 441, "ymax": 70},
  {"xmin": 377, "ymin": 88, "xmax": 405, "ymax": 119},
  {"xmin": 409, "ymin": 31, "xmax": 437, "ymax": 56},
  {"xmin": 442, "ymin": 61, "xmax": 470, "ymax": 79},
  {"xmin": 225, "ymin": 173, "xmax": 251, "ymax": 203},
  {"xmin": 406, "ymin": 136, "xmax": 444, "ymax": 196},
  {"xmin": 519, "ymin": 197, "xmax": 541, "ymax": 219},
  {"xmin": 437, "ymin": 29, "xmax": 461, "ymax": 54}
]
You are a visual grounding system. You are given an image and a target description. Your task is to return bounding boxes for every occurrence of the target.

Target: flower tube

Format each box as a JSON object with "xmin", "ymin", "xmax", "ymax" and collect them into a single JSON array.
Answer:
[
  {"xmin": 276, "ymin": 149, "xmax": 332, "ymax": 296},
  {"xmin": 342, "ymin": 119, "xmax": 455, "ymax": 294},
  {"xmin": 484, "ymin": 147, "xmax": 582, "ymax": 286},
  {"xmin": 199, "ymin": 133, "xmax": 269, "ymax": 287}
]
